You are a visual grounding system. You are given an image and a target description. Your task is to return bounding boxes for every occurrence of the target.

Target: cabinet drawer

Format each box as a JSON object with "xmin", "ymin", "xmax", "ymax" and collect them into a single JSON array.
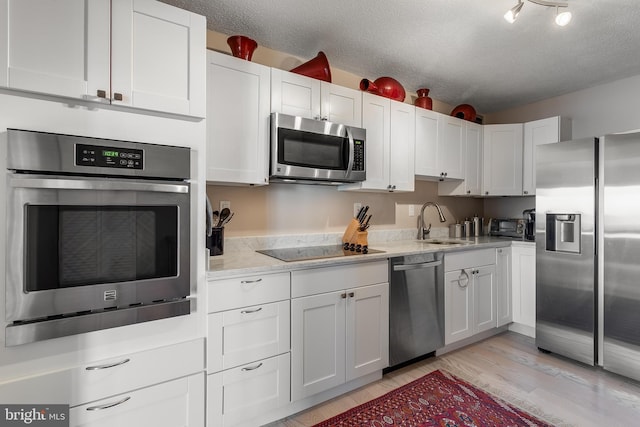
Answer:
[
  {"xmin": 0, "ymin": 339, "xmax": 204, "ymax": 407},
  {"xmin": 70, "ymin": 372, "xmax": 204, "ymax": 427},
  {"xmin": 291, "ymin": 260, "xmax": 388, "ymax": 298},
  {"xmin": 445, "ymin": 249, "xmax": 496, "ymax": 272},
  {"xmin": 208, "ymin": 272, "xmax": 290, "ymax": 313},
  {"xmin": 208, "ymin": 300, "xmax": 290, "ymax": 373},
  {"xmin": 208, "ymin": 353, "xmax": 290, "ymax": 427}
]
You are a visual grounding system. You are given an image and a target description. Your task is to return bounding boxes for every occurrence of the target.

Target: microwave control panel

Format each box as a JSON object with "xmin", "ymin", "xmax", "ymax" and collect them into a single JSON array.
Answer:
[
  {"xmin": 76, "ymin": 144, "xmax": 144, "ymax": 169},
  {"xmin": 353, "ymin": 140, "xmax": 365, "ymax": 171}
]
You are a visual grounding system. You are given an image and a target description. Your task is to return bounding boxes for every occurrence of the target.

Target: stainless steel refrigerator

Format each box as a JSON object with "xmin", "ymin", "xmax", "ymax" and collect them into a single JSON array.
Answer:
[{"xmin": 536, "ymin": 133, "xmax": 640, "ymax": 381}]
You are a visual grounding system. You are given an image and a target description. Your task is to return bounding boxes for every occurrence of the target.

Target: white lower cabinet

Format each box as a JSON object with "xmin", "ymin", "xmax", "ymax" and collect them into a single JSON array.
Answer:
[
  {"xmin": 207, "ymin": 272, "xmax": 291, "ymax": 427},
  {"xmin": 71, "ymin": 373, "xmax": 204, "ymax": 427},
  {"xmin": 0, "ymin": 339, "xmax": 205, "ymax": 426},
  {"xmin": 208, "ymin": 354, "xmax": 290, "ymax": 427},
  {"xmin": 511, "ymin": 244, "xmax": 536, "ymax": 336},
  {"xmin": 290, "ymin": 262, "xmax": 389, "ymax": 401},
  {"xmin": 444, "ymin": 249, "xmax": 497, "ymax": 345}
]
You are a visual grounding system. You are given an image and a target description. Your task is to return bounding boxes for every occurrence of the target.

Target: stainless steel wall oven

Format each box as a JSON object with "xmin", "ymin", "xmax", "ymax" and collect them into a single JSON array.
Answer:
[{"xmin": 5, "ymin": 129, "xmax": 192, "ymax": 346}]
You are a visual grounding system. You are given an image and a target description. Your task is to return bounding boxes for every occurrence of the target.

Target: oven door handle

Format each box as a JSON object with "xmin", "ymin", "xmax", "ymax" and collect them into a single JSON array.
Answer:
[{"xmin": 9, "ymin": 177, "xmax": 189, "ymax": 194}]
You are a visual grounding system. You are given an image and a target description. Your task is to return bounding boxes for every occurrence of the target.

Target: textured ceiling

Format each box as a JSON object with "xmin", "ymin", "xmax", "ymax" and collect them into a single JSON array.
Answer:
[{"xmin": 159, "ymin": 0, "xmax": 640, "ymax": 114}]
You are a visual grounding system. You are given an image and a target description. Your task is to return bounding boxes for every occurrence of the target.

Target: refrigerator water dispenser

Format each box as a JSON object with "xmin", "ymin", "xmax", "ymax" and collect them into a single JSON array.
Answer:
[{"xmin": 546, "ymin": 213, "xmax": 581, "ymax": 253}]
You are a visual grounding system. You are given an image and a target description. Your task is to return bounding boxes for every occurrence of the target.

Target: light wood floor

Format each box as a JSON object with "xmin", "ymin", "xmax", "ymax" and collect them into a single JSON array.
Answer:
[{"xmin": 273, "ymin": 332, "xmax": 640, "ymax": 426}]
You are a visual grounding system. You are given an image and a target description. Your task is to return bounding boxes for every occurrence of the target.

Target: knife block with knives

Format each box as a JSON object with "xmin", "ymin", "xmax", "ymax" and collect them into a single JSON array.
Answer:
[{"xmin": 342, "ymin": 206, "xmax": 371, "ymax": 253}]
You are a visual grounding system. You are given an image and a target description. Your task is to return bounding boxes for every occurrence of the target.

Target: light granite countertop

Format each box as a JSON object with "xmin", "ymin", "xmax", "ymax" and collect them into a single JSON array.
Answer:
[{"xmin": 206, "ymin": 230, "xmax": 534, "ymax": 280}]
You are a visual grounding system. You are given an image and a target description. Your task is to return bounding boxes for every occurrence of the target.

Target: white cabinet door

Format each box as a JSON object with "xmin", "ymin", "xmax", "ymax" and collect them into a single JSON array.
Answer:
[
  {"xmin": 414, "ymin": 107, "xmax": 440, "ymax": 178},
  {"xmin": 438, "ymin": 115, "xmax": 465, "ymax": 180},
  {"xmin": 512, "ymin": 245, "xmax": 536, "ymax": 333},
  {"xmin": 482, "ymin": 123, "xmax": 523, "ymax": 196},
  {"xmin": 438, "ymin": 121, "xmax": 482, "ymax": 196},
  {"xmin": 351, "ymin": 92, "xmax": 391, "ymax": 191},
  {"xmin": 496, "ymin": 247, "xmax": 513, "ymax": 327},
  {"xmin": 320, "ymin": 81, "xmax": 362, "ymax": 127},
  {"xmin": 206, "ymin": 51, "xmax": 270, "ymax": 185},
  {"xmin": 464, "ymin": 122, "xmax": 483, "ymax": 195},
  {"xmin": 389, "ymin": 99, "xmax": 415, "ymax": 192},
  {"xmin": 444, "ymin": 269, "xmax": 473, "ymax": 345},
  {"xmin": 207, "ymin": 354, "xmax": 290, "ymax": 427},
  {"xmin": 522, "ymin": 116, "xmax": 571, "ymax": 196},
  {"xmin": 291, "ymin": 291, "xmax": 346, "ymax": 400},
  {"xmin": 0, "ymin": 0, "xmax": 110, "ymax": 100},
  {"xmin": 71, "ymin": 372, "xmax": 204, "ymax": 427},
  {"xmin": 270, "ymin": 68, "xmax": 321, "ymax": 119},
  {"xmin": 474, "ymin": 264, "xmax": 497, "ymax": 333},
  {"xmin": 346, "ymin": 283, "xmax": 389, "ymax": 381},
  {"xmin": 111, "ymin": 0, "xmax": 205, "ymax": 116}
]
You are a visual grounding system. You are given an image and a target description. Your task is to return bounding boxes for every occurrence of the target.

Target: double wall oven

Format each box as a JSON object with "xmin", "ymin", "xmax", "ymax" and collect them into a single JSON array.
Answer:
[{"xmin": 5, "ymin": 129, "xmax": 192, "ymax": 346}]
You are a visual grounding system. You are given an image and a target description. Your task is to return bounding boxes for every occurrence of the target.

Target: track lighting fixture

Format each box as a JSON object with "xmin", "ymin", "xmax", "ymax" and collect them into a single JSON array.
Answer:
[{"xmin": 504, "ymin": 0, "xmax": 572, "ymax": 26}]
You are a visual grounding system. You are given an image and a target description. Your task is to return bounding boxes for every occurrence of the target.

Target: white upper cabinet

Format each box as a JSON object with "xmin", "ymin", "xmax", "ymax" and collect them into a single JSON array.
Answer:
[
  {"xmin": 415, "ymin": 111, "xmax": 465, "ymax": 182},
  {"xmin": 0, "ymin": 0, "xmax": 110, "ymax": 100},
  {"xmin": 437, "ymin": 115, "xmax": 465, "ymax": 180},
  {"xmin": 522, "ymin": 116, "xmax": 571, "ymax": 196},
  {"xmin": 111, "ymin": 0, "xmax": 206, "ymax": 116},
  {"xmin": 414, "ymin": 108, "xmax": 440, "ymax": 177},
  {"xmin": 320, "ymin": 82, "xmax": 362, "ymax": 127},
  {"xmin": 0, "ymin": 0, "xmax": 205, "ymax": 117},
  {"xmin": 341, "ymin": 93, "xmax": 414, "ymax": 192},
  {"xmin": 437, "ymin": 121, "xmax": 483, "ymax": 196},
  {"xmin": 271, "ymin": 69, "xmax": 362, "ymax": 127},
  {"xmin": 482, "ymin": 123, "xmax": 524, "ymax": 196},
  {"xmin": 206, "ymin": 50, "xmax": 270, "ymax": 185},
  {"xmin": 389, "ymin": 100, "xmax": 416, "ymax": 192}
]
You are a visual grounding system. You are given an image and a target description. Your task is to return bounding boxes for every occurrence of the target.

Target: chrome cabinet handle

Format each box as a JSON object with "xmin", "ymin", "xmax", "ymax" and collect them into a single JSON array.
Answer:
[
  {"xmin": 240, "ymin": 278, "xmax": 263, "ymax": 284},
  {"xmin": 113, "ymin": 92, "xmax": 123, "ymax": 101},
  {"xmin": 348, "ymin": 292, "xmax": 355, "ymax": 298},
  {"xmin": 341, "ymin": 293, "xmax": 347, "ymax": 299},
  {"xmin": 241, "ymin": 363, "xmax": 263, "ymax": 371},
  {"xmin": 241, "ymin": 307, "xmax": 263, "ymax": 314},
  {"xmin": 96, "ymin": 89, "xmax": 107, "ymax": 98},
  {"xmin": 86, "ymin": 358, "xmax": 131, "ymax": 371},
  {"xmin": 524, "ymin": 190, "xmax": 529, "ymax": 195},
  {"xmin": 86, "ymin": 396, "xmax": 131, "ymax": 411}
]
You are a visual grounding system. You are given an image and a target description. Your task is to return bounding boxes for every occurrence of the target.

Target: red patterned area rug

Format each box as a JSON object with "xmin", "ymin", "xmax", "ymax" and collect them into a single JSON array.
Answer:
[{"xmin": 312, "ymin": 369, "xmax": 553, "ymax": 427}]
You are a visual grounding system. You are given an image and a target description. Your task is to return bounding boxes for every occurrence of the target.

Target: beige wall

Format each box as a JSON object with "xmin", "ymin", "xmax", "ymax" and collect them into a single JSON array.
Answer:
[
  {"xmin": 207, "ymin": 181, "xmax": 483, "ymax": 237},
  {"xmin": 206, "ymin": 29, "xmax": 477, "ymax": 237}
]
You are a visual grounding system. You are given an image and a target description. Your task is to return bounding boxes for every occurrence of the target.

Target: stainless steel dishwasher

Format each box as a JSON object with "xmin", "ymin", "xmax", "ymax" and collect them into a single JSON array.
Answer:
[{"xmin": 387, "ymin": 252, "xmax": 444, "ymax": 371}]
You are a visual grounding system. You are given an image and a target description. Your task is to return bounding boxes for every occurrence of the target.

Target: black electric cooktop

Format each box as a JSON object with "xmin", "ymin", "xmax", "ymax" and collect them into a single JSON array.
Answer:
[{"xmin": 256, "ymin": 245, "xmax": 385, "ymax": 262}]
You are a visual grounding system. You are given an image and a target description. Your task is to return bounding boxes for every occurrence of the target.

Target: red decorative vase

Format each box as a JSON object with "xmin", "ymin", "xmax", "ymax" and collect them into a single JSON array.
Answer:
[
  {"xmin": 414, "ymin": 88, "xmax": 433, "ymax": 110},
  {"xmin": 360, "ymin": 77, "xmax": 406, "ymax": 102},
  {"xmin": 451, "ymin": 104, "xmax": 477, "ymax": 122},
  {"xmin": 227, "ymin": 35, "xmax": 258, "ymax": 61},
  {"xmin": 290, "ymin": 51, "xmax": 332, "ymax": 82}
]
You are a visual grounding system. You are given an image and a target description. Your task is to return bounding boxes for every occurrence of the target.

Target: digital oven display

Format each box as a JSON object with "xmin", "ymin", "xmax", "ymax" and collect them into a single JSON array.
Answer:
[{"xmin": 76, "ymin": 144, "xmax": 144, "ymax": 169}]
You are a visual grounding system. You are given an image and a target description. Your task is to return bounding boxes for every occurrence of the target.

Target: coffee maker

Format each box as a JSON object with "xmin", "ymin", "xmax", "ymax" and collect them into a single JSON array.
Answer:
[{"xmin": 523, "ymin": 208, "xmax": 535, "ymax": 241}]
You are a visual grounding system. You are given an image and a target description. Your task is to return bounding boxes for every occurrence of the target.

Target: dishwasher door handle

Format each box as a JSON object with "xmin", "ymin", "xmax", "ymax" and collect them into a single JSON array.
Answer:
[{"xmin": 393, "ymin": 260, "xmax": 442, "ymax": 271}]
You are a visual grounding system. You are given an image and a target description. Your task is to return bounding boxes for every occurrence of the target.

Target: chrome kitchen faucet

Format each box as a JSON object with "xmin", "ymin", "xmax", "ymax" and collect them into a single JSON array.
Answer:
[{"xmin": 417, "ymin": 202, "xmax": 446, "ymax": 239}]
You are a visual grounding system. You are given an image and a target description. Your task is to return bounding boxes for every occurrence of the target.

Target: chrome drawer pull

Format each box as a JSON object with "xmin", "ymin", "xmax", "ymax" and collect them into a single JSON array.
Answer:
[
  {"xmin": 241, "ymin": 307, "xmax": 263, "ymax": 314},
  {"xmin": 241, "ymin": 362, "xmax": 263, "ymax": 371},
  {"xmin": 85, "ymin": 358, "xmax": 131, "ymax": 371},
  {"xmin": 240, "ymin": 278, "xmax": 263, "ymax": 284},
  {"xmin": 86, "ymin": 396, "xmax": 131, "ymax": 411}
]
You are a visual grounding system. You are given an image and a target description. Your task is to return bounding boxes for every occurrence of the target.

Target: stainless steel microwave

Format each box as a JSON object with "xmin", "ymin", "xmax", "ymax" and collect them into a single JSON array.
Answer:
[{"xmin": 270, "ymin": 112, "xmax": 366, "ymax": 184}]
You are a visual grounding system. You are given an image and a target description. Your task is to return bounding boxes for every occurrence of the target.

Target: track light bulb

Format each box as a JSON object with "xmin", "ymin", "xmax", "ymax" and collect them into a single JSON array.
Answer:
[
  {"xmin": 504, "ymin": 1, "xmax": 524, "ymax": 23},
  {"xmin": 555, "ymin": 9, "xmax": 572, "ymax": 26}
]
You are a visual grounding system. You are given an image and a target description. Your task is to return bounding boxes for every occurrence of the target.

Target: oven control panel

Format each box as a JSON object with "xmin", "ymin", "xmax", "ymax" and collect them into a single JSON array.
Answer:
[{"xmin": 76, "ymin": 144, "xmax": 143, "ymax": 169}]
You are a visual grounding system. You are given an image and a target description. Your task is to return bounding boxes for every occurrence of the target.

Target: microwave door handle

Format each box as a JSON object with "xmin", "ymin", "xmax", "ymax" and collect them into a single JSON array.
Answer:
[
  {"xmin": 9, "ymin": 177, "xmax": 189, "ymax": 194},
  {"xmin": 345, "ymin": 127, "xmax": 355, "ymax": 177}
]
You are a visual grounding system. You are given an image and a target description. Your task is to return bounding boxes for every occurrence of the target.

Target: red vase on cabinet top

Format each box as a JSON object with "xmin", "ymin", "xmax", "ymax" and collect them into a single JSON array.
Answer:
[{"xmin": 414, "ymin": 88, "xmax": 433, "ymax": 110}]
